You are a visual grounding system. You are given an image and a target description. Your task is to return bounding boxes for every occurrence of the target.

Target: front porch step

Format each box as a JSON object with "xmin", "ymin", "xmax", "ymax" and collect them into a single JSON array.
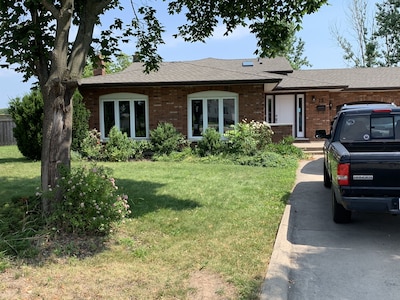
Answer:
[{"xmin": 293, "ymin": 141, "xmax": 324, "ymax": 155}]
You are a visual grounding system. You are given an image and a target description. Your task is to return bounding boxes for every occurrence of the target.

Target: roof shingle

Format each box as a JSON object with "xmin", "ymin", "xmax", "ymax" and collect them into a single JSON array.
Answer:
[{"xmin": 80, "ymin": 57, "xmax": 290, "ymax": 86}]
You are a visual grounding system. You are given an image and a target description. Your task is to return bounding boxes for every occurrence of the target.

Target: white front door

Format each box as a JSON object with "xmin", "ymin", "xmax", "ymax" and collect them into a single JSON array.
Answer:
[
  {"xmin": 275, "ymin": 95, "xmax": 295, "ymax": 136},
  {"xmin": 266, "ymin": 94, "xmax": 306, "ymax": 138}
]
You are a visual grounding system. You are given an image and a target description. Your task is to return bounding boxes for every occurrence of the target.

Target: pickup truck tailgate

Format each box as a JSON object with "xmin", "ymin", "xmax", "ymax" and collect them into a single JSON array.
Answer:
[{"xmin": 350, "ymin": 152, "xmax": 400, "ymax": 193}]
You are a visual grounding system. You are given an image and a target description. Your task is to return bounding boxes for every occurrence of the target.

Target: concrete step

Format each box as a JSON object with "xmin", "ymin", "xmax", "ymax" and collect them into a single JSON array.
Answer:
[{"xmin": 293, "ymin": 141, "xmax": 324, "ymax": 155}]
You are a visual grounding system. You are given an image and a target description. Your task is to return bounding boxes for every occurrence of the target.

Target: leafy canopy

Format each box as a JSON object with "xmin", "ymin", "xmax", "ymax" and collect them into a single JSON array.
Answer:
[{"xmin": 0, "ymin": 0, "xmax": 328, "ymax": 77}]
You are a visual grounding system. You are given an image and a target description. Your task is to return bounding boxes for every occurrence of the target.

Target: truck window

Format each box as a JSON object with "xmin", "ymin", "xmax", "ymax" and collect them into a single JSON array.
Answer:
[
  {"xmin": 340, "ymin": 114, "xmax": 400, "ymax": 141},
  {"xmin": 370, "ymin": 116, "xmax": 394, "ymax": 139},
  {"xmin": 339, "ymin": 115, "xmax": 370, "ymax": 141}
]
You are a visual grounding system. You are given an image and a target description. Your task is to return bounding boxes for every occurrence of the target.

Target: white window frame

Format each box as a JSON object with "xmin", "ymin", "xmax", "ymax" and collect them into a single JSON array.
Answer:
[
  {"xmin": 99, "ymin": 93, "xmax": 149, "ymax": 140},
  {"xmin": 187, "ymin": 91, "xmax": 239, "ymax": 140}
]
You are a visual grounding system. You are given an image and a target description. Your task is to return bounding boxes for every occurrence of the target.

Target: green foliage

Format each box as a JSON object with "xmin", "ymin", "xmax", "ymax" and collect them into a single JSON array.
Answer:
[
  {"xmin": 266, "ymin": 138, "xmax": 305, "ymax": 159},
  {"xmin": 8, "ymin": 90, "xmax": 43, "ymax": 160},
  {"xmin": 80, "ymin": 128, "xmax": 152, "ymax": 161},
  {"xmin": 71, "ymin": 92, "xmax": 90, "ymax": 152},
  {"xmin": 153, "ymin": 147, "xmax": 195, "ymax": 162},
  {"xmin": 224, "ymin": 120, "xmax": 273, "ymax": 155},
  {"xmin": 49, "ymin": 165, "xmax": 131, "ymax": 235},
  {"xmin": 80, "ymin": 129, "xmax": 104, "ymax": 160},
  {"xmin": 150, "ymin": 122, "xmax": 187, "ymax": 155},
  {"xmin": 104, "ymin": 127, "xmax": 134, "ymax": 162},
  {"xmin": 0, "ymin": 251, "xmax": 10, "ymax": 272},
  {"xmin": 0, "ymin": 0, "xmax": 327, "ymax": 79},
  {"xmin": 197, "ymin": 127, "xmax": 225, "ymax": 157},
  {"xmin": 131, "ymin": 140, "xmax": 152, "ymax": 160},
  {"xmin": 233, "ymin": 151, "xmax": 298, "ymax": 168},
  {"xmin": 374, "ymin": 0, "xmax": 400, "ymax": 67},
  {"xmin": 8, "ymin": 89, "xmax": 90, "ymax": 160},
  {"xmin": 0, "ymin": 195, "xmax": 44, "ymax": 257},
  {"xmin": 83, "ymin": 53, "xmax": 133, "ymax": 78}
]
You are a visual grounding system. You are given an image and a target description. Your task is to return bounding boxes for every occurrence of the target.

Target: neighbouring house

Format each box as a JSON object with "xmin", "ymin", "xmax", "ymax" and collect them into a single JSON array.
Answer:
[{"xmin": 79, "ymin": 57, "xmax": 400, "ymax": 142}]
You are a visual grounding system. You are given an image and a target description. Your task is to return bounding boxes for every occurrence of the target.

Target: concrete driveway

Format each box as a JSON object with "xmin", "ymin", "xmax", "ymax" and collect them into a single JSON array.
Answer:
[{"xmin": 261, "ymin": 156, "xmax": 400, "ymax": 300}]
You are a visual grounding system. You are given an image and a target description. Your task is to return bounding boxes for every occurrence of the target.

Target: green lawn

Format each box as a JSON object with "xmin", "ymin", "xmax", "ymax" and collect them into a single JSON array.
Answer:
[{"xmin": 0, "ymin": 145, "xmax": 298, "ymax": 299}]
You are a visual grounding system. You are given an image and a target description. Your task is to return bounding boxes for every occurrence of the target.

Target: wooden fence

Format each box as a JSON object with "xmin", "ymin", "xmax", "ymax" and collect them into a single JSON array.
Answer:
[{"xmin": 0, "ymin": 115, "xmax": 16, "ymax": 146}]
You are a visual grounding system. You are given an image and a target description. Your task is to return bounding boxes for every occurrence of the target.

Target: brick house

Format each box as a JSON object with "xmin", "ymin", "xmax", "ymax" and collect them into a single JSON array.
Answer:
[{"xmin": 79, "ymin": 57, "xmax": 400, "ymax": 142}]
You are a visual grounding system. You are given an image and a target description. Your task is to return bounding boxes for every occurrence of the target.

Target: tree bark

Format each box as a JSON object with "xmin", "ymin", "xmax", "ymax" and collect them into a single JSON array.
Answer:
[{"xmin": 41, "ymin": 81, "xmax": 76, "ymax": 214}]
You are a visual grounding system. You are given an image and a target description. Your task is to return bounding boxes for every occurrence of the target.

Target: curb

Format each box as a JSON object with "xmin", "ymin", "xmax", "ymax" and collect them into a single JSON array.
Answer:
[
  {"xmin": 259, "ymin": 202, "xmax": 292, "ymax": 300},
  {"xmin": 259, "ymin": 158, "xmax": 316, "ymax": 299}
]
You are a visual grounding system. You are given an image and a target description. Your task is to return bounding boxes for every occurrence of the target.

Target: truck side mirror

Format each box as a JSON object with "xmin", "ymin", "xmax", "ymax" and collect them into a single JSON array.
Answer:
[{"xmin": 315, "ymin": 129, "xmax": 330, "ymax": 139}]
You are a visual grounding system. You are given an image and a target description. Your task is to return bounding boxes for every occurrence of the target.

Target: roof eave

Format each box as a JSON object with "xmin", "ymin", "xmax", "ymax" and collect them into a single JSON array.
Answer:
[{"xmin": 79, "ymin": 78, "xmax": 281, "ymax": 88}]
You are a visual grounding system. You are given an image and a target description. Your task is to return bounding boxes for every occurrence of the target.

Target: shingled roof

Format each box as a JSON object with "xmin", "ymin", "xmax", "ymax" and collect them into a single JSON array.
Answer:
[
  {"xmin": 278, "ymin": 67, "xmax": 400, "ymax": 90},
  {"xmin": 80, "ymin": 57, "xmax": 291, "ymax": 87},
  {"xmin": 80, "ymin": 57, "xmax": 400, "ymax": 91}
]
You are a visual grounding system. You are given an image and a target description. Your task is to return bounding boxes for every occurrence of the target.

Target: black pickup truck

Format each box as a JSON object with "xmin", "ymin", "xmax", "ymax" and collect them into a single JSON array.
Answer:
[{"xmin": 315, "ymin": 103, "xmax": 400, "ymax": 223}]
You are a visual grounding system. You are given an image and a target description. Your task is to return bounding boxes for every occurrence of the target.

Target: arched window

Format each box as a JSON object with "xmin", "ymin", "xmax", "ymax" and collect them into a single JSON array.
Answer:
[
  {"xmin": 99, "ymin": 93, "xmax": 149, "ymax": 140},
  {"xmin": 187, "ymin": 91, "xmax": 239, "ymax": 139}
]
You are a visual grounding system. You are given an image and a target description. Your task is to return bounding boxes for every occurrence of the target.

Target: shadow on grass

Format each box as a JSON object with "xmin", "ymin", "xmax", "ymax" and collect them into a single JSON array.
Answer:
[
  {"xmin": 117, "ymin": 179, "xmax": 201, "ymax": 219},
  {"xmin": 0, "ymin": 177, "xmax": 201, "ymax": 265},
  {"xmin": 0, "ymin": 157, "xmax": 33, "ymax": 164},
  {"xmin": 0, "ymin": 176, "xmax": 41, "ymax": 200}
]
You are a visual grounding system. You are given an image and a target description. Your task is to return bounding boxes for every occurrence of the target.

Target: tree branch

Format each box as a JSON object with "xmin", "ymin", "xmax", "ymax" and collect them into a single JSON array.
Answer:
[
  {"xmin": 40, "ymin": 0, "xmax": 59, "ymax": 18},
  {"xmin": 69, "ymin": 0, "xmax": 113, "ymax": 80}
]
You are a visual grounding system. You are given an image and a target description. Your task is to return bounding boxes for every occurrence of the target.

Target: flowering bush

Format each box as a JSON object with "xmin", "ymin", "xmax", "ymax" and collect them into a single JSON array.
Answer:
[
  {"xmin": 80, "ymin": 129, "xmax": 104, "ymax": 160},
  {"xmin": 224, "ymin": 120, "xmax": 273, "ymax": 155},
  {"xmin": 49, "ymin": 164, "xmax": 131, "ymax": 235}
]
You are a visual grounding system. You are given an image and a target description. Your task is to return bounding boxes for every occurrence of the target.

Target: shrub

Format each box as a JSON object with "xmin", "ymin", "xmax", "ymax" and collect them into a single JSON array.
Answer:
[
  {"xmin": 80, "ymin": 129, "xmax": 104, "ymax": 160},
  {"xmin": 132, "ymin": 140, "xmax": 152, "ymax": 159},
  {"xmin": 233, "ymin": 151, "xmax": 298, "ymax": 168},
  {"xmin": 49, "ymin": 164, "xmax": 130, "ymax": 235},
  {"xmin": 266, "ymin": 140, "xmax": 305, "ymax": 159},
  {"xmin": 8, "ymin": 90, "xmax": 43, "ymax": 160},
  {"xmin": 104, "ymin": 127, "xmax": 134, "ymax": 161},
  {"xmin": 224, "ymin": 120, "xmax": 273, "ymax": 156},
  {"xmin": 196, "ymin": 128, "xmax": 225, "ymax": 157},
  {"xmin": 9, "ymin": 89, "xmax": 90, "ymax": 160},
  {"xmin": 71, "ymin": 92, "xmax": 91, "ymax": 152},
  {"xmin": 150, "ymin": 122, "xmax": 187, "ymax": 155}
]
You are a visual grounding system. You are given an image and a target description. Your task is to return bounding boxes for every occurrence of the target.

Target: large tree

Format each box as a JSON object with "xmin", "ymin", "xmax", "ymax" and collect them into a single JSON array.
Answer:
[
  {"xmin": 0, "ymin": 0, "xmax": 327, "ymax": 214},
  {"xmin": 331, "ymin": 0, "xmax": 379, "ymax": 67},
  {"xmin": 374, "ymin": 0, "xmax": 400, "ymax": 66}
]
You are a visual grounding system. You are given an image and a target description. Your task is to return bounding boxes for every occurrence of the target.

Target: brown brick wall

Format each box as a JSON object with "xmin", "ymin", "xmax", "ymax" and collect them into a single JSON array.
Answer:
[
  {"xmin": 79, "ymin": 84, "xmax": 266, "ymax": 138},
  {"xmin": 304, "ymin": 90, "xmax": 400, "ymax": 140},
  {"xmin": 79, "ymin": 84, "xmax": 400, "ymax": 142},
  {"xmin": 270, "ymin": 124, "xmax": 292, "ymax": 143}
]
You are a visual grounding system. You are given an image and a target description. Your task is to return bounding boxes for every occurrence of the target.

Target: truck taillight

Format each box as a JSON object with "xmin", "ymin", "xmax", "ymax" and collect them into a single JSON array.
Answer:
[{"xmin": 337, "ymin": 163, "xmax": 350, "ymax": 186}]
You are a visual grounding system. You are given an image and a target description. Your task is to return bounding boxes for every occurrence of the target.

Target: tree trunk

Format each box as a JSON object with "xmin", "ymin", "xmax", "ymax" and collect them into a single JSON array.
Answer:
[{"xmin": 41, "ymin": 81, "xmax": 76, "ymax": 214}]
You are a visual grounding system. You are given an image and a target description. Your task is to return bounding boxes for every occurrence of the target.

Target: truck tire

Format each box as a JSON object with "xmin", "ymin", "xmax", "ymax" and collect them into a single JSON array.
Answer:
[
  {"xmin": 323, "ymin": 164, "xmax": 331, "ymax": 188},
  {"xmin": 332, "ymin": 189, "xmax": 351, "ymax": 223}
]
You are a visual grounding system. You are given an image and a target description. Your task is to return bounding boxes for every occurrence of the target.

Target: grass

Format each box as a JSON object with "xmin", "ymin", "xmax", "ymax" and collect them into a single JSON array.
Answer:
[{"xmin": 0, "ymin": 145, "xmax": 298, "ymax": 299}]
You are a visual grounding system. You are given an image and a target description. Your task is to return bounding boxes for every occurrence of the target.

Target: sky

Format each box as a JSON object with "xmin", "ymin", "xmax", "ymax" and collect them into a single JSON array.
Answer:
[{"xmin": 0, "ymin": 0, "xmax": 379, "ymax": 109}]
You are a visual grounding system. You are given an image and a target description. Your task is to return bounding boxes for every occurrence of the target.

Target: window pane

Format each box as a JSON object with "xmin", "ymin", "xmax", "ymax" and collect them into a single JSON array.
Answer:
[
  {"xmin": 135, "ymin": 101, "xmax": 146, "ymax": 137},
  {"xmin": 371, "ymin": 116, "xmax": 394, "ymax": 139},
  {"xmin": 340, "ymin": 116, "xmax": 370, "ymax": 141},
  {"xmin": 267, "ymin": 97, "xmax": 274, "ymax": 123},
  {"xmin": 119, "ymin": 101, "xmax": 131, "ymax": 137},
  {"xmin": 298, "ymin": 97, "xmax": 303, "ymax": 132},
  {"xmin": 103, "ymin": 101, "xmax": 115, "ymax": 137},
  {"xmin": 192, "ymin": 100, "xmax": 203, "ymax": 136},
  {"xmin": 223, "ymin": 98, "xmax": 235, "ymax": 133},
  {"xmin": 207, "ymin": 99, "xmax": 219, "ymax": 132}
]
